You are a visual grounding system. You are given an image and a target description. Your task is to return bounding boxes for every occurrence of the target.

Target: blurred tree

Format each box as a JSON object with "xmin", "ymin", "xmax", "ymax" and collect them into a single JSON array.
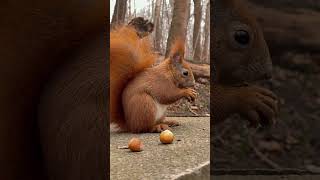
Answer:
[
  {"xmin": 128, "ymin": 0, "xmax": 132, "ymax": 19},
  {"xmin": 202, "ymin": 1, "xmax": 210, "ymax": 63},
  {"xmin": 111, "ymin": 0, "xmax": 128, "ymax": 29},
  {"xmin": 154, "ymin": 0, "xmax": 162, "ymax": 51},
  {"xmin": 165, "ymin": 0, "xmax": 191, "ymax": 57},
  {"xmin": 151, "ymin": 0, "xmax": 155, "ymax": 20},
  {"xmin": 192, "ymin": 0, "xmax": 202, "ymax": 61}
]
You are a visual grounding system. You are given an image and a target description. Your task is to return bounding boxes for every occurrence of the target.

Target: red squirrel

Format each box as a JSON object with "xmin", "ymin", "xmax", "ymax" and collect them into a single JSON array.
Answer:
[
  {"xmin": 110, "ymin": 26, "xmax": 197, "ymax": 133},
  {"xmin": 212, "ymin": 0, "xmax": 279, "ymax": 127}
]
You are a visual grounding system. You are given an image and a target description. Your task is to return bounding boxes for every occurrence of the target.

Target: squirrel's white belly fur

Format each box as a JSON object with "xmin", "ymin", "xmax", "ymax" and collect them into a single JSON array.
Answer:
[{"xmin": 154, "ymin": 100, "xmax": 168, "ymax": 122}]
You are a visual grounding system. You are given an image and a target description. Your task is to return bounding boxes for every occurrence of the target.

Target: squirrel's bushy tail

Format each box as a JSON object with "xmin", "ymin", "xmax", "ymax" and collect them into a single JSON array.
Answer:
[{"xmin": 110, "ymin": 26, "xmax": 156, "ymax": 129}]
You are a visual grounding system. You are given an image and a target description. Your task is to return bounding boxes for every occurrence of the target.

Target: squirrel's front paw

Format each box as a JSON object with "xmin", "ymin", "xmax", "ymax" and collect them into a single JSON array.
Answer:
[
  {"xmin": 235, "ymin": 85, "xmax": 279, "ymax": 128},
  {"xmin": 183, "ymin": 88, "xmax": 197, "ymax": 102}
]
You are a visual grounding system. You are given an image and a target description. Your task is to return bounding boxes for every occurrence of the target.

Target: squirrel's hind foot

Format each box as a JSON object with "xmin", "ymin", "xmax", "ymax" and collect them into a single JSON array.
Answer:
[
  {"xmin": 163, "ymin": 120, "xmax": 180, "ymax": 127},
  {"xmin": 151, "ymin": 124, "xmax": 171, "ymax": 133}
]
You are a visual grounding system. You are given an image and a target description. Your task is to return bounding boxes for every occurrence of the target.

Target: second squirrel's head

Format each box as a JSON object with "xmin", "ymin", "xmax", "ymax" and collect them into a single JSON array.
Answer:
[
  {"xmin": 167, "ymin": 40, "xmax": 195, "ymax": 88},
  {"xmin": 128, "ymin": 17, "xmax": 154, "ymax": 38},
  {"xmin": 213, "ymin": 0, "xmax": 272, "ymax": 85}
]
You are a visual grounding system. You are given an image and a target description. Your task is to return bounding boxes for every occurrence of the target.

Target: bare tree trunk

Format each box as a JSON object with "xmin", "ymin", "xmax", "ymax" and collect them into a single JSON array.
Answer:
[
  {"xmin": 192, "ymin": 0, "xmax": 202, "ymax": 61},
  {"xmin": 159, "ymin": 0, "xmax": 165, "ymax": 53},
  {"xmin": 128, "ymin": 0, "xmax": 131, "ymax": 20},
  {"xmin": 186, "ymin": 61, "xmax": 210, "ymax": 79},
  {"xmin": 165, "ymin": 0, "xmax": 190, "ymax": 57},
  {"xmin": 111, "ymin": 0, "xmax": 128, "ymax": 29},
  {"xmin": 164, "ymin": 0, "xmax": 171, "ymax": 27},
  {"xmin": 154, "ymin": 0, "xmax": 162, "ymax": 51},
  {"xmin": 248, "ymin": 1, "xmax": 320, "ymax": 56},
  {"xmin": 202, "ymin": 1, "xmax": 210, "ymax": 63},
  {"xmin": 151, "ymin": 0, "xmax": 154, "ymax": 20},
  {"xmin": 169, "ymin": 0, "xmax": 174, "ymax": 9},
  {"xmin": 133, "ymin": 0, "xmax": 136, "ymax": 17}
]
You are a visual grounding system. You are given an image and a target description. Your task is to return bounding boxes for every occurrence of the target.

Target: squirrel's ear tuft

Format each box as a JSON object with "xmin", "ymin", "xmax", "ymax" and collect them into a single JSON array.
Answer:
[
  {"xmin": 169, "ymin": 38, "xmax": 185, "ymax": 64},
  {"xmin": 171, "ymin": 52, "xmax": 182, "ymax": 64}
]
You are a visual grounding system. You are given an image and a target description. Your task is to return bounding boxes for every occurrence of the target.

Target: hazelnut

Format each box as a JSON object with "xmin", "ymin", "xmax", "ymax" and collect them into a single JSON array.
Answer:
[
  {"xmin": 128, "ymin": 137, "xmax": 143, "ymax": 152},
  {"xmin": 160, "ymin": 130, "xmax": 174, "ymax": 144}
]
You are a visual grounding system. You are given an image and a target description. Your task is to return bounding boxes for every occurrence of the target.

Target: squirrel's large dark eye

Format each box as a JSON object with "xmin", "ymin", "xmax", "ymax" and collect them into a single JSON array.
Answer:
[
  {"xmin": 182, "ymin": 70, "xmax": 188, "ymax": 76},
  {"xmin": 234, "ymin": 30, "xmax": 250, "ymax": 45}
]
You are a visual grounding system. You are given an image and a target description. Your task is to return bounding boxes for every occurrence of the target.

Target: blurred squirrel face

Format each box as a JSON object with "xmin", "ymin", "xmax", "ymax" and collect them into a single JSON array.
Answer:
[
  {"xmin": 213, "ymin": 0, "xmax": 273, "ymax": 85},
  {"xmin": 128, "ymin": 17, "xmax": 154, "ymax": 38},
  {"xmin": 170, "ymin": 53, "xmax": 195, "ymax": 88}
]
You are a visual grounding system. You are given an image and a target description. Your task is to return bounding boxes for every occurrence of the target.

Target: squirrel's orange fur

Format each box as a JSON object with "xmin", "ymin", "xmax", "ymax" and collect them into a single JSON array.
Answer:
[
  {"xmin": 110, "ymin": 26, "xmax": 196, "ymax": 133},
  {"xmin": 110, "ymin": 26, "xmax": 156, "ymax": 130}
]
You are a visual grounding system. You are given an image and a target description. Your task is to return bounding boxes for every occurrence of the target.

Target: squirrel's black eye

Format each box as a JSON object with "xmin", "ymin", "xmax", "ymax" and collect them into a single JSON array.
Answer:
[
  {"xmin": 234, "ymin": 30, "xmax": 250, "ymax": 45},
  {"xmin": 183, "ymin": 70, "xmax": 188, "ymax": 76}
]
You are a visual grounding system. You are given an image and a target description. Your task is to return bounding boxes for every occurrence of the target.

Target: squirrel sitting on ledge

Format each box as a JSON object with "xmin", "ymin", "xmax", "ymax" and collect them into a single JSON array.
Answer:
[{"xmin": 110, "ymin": 21, "xmax": 197, "ymax": 133}]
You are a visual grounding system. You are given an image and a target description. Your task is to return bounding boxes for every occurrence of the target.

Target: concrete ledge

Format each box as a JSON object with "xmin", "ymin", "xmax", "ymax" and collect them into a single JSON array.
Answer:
[
  {"xmin": 172, "ymin": 161, "xmax": 210, "ymax": 180},
  {"xmin": 110, "ymin": 117, "xmax": 210, "ymax": 180},
  {"xmin": 213, "ymin": 175, "xmax": 320, "ymax": 180}
]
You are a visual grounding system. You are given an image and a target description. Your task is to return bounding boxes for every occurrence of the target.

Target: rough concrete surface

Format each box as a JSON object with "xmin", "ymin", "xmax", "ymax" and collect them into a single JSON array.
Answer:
[
  {"xmin": 110, "ymin": 117, "xmax": 210, "ymax": 180},
  {"xmin": 213, "ymin": 175, "xmax": 320, "ymax": 180}
]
